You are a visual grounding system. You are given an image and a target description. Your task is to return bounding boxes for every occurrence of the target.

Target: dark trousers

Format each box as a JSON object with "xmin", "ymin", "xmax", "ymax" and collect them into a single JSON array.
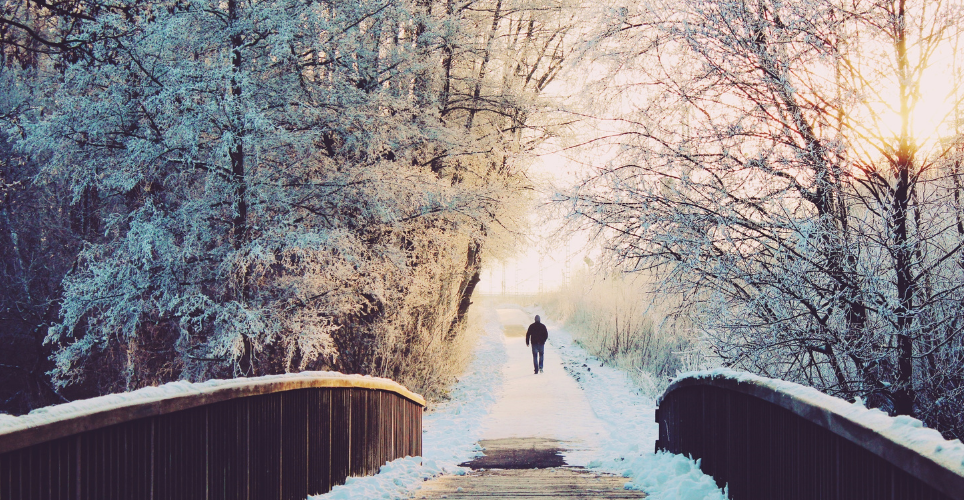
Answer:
[{"xmin": 531, "ymin": 343, "xmax": 545, "ymax": 372}]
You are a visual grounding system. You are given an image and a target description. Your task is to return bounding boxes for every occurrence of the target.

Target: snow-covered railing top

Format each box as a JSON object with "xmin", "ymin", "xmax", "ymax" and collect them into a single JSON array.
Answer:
[
  {"xmin": 661, "ymin": 368, "xmax": 964, "ymax": 498},
  {"xmin": 0, "ymin": 371, "xmax": 425, "ymax": 455}
]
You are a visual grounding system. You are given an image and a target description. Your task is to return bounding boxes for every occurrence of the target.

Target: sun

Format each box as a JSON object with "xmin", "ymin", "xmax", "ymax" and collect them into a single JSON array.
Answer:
[
  {"xmin": 841, "ymin": 35, "xmax": 963, "ymax": 167},
  {"xmin": 877, "ymin": 64, "xmax": 961, "ymax": 151}
]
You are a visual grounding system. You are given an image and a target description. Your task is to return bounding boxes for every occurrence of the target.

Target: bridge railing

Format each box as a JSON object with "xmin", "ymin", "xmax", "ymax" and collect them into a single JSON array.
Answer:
[
  {"xmin": 0, "ymin": 372, "xmax": 424, "ymax": 500},
  {"xmin": 656, "ymin": 369, "xmax": 964, "ymax": 500}
]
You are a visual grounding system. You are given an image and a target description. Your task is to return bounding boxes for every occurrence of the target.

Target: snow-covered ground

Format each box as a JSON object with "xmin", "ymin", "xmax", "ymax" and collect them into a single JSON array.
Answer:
[
  {"xmin": 313, "ymin": 300, "xmax": 728, "ymax": 500},
  {"xmin": 478, "ymin": 307, "xmax": 610, "ymax": 453}
]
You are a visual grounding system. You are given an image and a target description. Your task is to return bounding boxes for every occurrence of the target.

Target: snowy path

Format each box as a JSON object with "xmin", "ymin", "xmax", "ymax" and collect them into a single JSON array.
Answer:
[
  {"xmin": 479, "ymin": 307, "xmax": 610, "ymax": 459},
  {"xmin": 313, "ymin": 300, "xmax": 728, "ymax": 500}
]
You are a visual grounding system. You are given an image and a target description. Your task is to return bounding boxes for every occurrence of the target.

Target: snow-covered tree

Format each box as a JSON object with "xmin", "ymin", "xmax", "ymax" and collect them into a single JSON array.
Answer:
[
  {"xmin": 0, "ymin": 0, "xmax": 102, "ymax": 412},
  {"xmin": 1, "ymin": 0, "xmax": 566, "ymax": 401},
  {"xmin": 560, "ymin": 0, "xmax": 964, "ymax": 437}
]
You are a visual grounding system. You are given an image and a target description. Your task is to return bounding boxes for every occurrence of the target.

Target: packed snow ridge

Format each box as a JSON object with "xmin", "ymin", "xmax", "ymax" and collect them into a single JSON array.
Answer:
[{"xmin": 671, "ymin": 368, "xmax": 964, "ymax": 475}]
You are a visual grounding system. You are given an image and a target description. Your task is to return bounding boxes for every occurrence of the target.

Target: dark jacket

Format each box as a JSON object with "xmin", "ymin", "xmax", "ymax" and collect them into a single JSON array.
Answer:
[{"xmin": 526, "ymin": 322, "xmax": 548, "ymax": 346}]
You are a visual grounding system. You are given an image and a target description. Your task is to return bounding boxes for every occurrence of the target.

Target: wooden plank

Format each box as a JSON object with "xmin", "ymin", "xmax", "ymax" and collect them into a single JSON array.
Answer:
[
  {"xmin": 280, "ymin": 390, "xmax": 309, "ymax": 500},
  {"xmin": 415, "ymin": 468, "xmax": 648, "ymax": 500},
  {"xmin": 307, "ymin": 389, "xmax": 332, "ymax": 495}
]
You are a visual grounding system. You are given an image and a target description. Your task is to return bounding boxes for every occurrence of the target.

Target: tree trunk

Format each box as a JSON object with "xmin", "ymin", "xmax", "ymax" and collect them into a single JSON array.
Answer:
[
  {"xmin": 464, "ymin": 0, "xmax": 502, "ymax": 131},
  {"xmin": 438, "ymin": 0, "xmax": 454, "ymax": 117},
  {"xmin": 449, "ymin": 241, "xmax": 482, "ymax": 338},
  {"xmin": 891, "ymin": 0, "xmax": 915, "ymax": 416},
  {"xmin": 229, "ymin": 0, "xmax": 247, "ymax": 250},
  {"xmin": 228, "ymin": 0, "xmax": 252, "ymax": 377}
]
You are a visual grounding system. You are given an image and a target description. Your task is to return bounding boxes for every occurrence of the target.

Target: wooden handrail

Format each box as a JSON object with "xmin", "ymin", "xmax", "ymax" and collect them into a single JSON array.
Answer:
[
  {"xmin": 0, "ymin": 372, "xmax": 424, "ymax": 500},
  {"xmin": 657, "ymin": 370, "xmax": 964, "ymax": 500},
  {"xmin": 0, "ymin": 372, "xmax": 424, "ymax": 454}
]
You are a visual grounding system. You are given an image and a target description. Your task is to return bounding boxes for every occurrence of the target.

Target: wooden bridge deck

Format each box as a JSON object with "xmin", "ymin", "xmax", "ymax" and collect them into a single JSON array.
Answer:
[
  {"xmin": 415, "ymin": 468, "xmax": 647, "ymax": 500},
  {"xmin": 414, "ymin": 438, "xmax": 648, "ymax": 500}
]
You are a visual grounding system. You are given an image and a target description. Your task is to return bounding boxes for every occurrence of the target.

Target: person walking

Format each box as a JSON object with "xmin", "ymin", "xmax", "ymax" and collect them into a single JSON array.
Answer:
[{"xmin": 526, "ymin": 315, "xmax": 549, "ymax": 374}]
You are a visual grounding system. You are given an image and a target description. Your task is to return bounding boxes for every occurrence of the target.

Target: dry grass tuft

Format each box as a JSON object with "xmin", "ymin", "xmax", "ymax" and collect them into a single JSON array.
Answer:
[{"xmin": 537, "ymin": 270, "xmax": 715, "ymax": 398}]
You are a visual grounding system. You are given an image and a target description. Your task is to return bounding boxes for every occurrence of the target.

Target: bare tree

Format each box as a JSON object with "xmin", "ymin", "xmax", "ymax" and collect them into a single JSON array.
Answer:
[{"xmin": 559, "ymin": 0, "xmax": 964, "ymax": 437}]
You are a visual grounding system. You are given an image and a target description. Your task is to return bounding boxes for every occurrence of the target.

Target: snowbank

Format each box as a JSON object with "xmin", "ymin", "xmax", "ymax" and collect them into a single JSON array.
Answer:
[
  {"xmin": 668, "ymin": 368, "xmax": 964, "ymax": 477},
  {"xmin": 421, "ymin": 306, "xmax": 507, "ymax": 468},
  {"xmin": 310, "ymin": 303, "xmax": 508, "ymax": 499},
  {"xmin": 316, "ymin": 457, "xmax": 446, "ymax": 500},
  {"xmin": 542, "ymin": 313, "xmax": 728, "ymax": 500}
]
